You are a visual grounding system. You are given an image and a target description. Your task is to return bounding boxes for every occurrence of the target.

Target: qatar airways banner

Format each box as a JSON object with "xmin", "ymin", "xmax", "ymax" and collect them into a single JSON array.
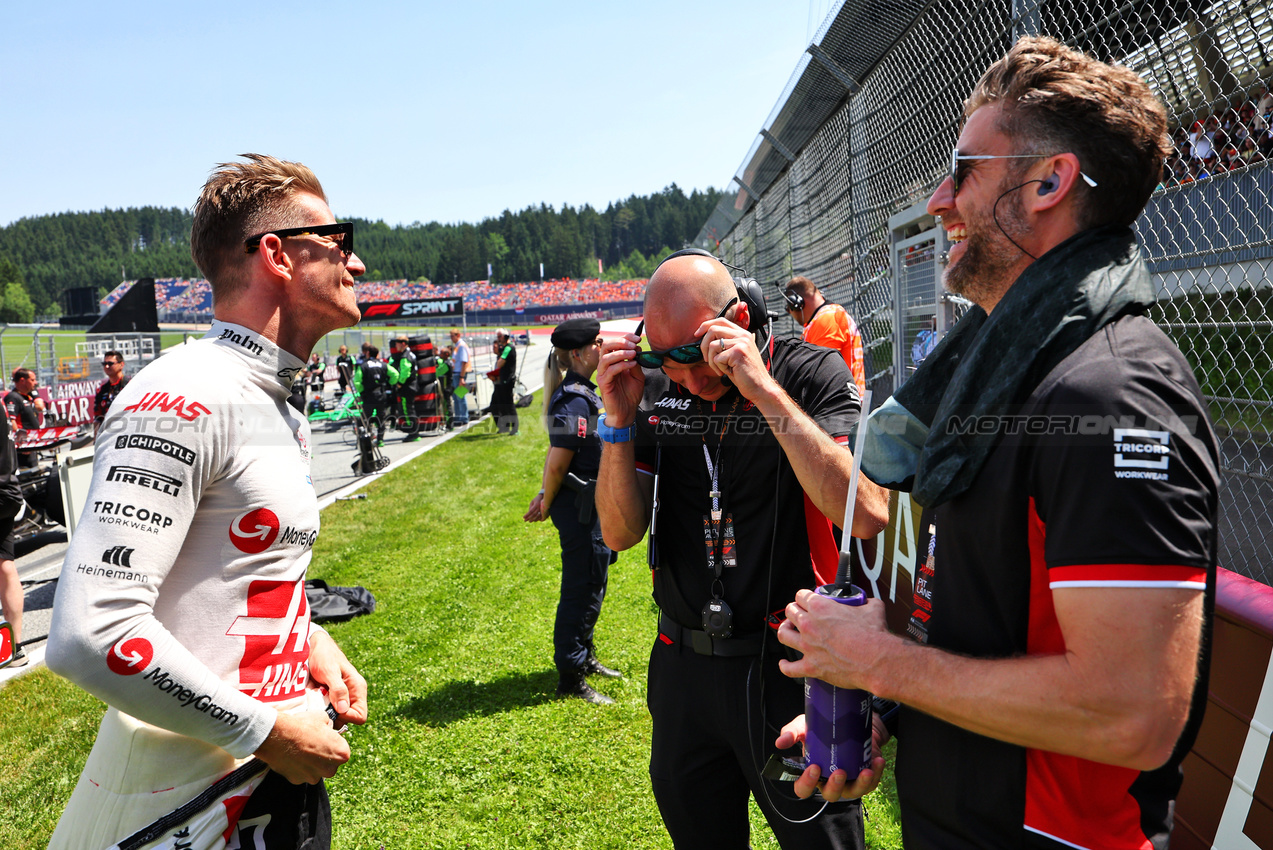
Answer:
[
  {"xmin": 530, "ymin": 309, "xmax": 605, "ymax": 324},
  {"xmin": 359, "ymin": 297, "xmax": 464, "ymax": 322},
  {"xmin": 36, "ymin": 380, "xmax": 99, "ymax": 427}
]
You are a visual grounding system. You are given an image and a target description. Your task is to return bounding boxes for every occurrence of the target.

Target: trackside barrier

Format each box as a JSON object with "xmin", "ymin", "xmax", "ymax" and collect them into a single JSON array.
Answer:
[{"xmin": 1176, "ymin": 568, "xmax": 1273, "ymax": 848}]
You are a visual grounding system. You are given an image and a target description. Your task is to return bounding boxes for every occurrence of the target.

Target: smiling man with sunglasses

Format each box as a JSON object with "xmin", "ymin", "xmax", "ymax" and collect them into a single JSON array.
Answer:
[
  {"xmin": 776, "ymin": 38, "xmax": 1219, "ymax": 850},
  {"xmin": 91, "ymin": 349, "xmax": 129, "ymax": 433},
  {"xmin": 48, "ymin": 154, "xmax": 368, "ymax": 850},
  {"xmin": 595, "ymin": 250, "xmax": 888, "ymax": 850}
]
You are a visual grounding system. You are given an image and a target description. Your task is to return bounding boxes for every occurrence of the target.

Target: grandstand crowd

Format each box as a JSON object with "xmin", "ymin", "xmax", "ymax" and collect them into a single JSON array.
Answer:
[
  {"xmin": 102, "ymin": 276, "xmax": 647, "ymax": 319},
  {"xmin": 84, "ymin": 84, "xmax": 1273, "ymax": 319},
  {"xmin": 1164, "ymin": 85, "xmax": 1273, "ymax": 184}
]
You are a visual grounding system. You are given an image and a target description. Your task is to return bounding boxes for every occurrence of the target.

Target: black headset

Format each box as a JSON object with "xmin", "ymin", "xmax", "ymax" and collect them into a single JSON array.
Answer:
[
  {"xmin": 779, "ymin": 285, "xmax": 803, "ymax": 314},
  {"xmin": 654, "ymin": 248, "xmax": 770, "ymax": 333}
]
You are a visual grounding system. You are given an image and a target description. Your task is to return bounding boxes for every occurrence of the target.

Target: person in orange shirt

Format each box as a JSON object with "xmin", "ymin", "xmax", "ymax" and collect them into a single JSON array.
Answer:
[{"xmin": 782, "ymin": 276, "xmax": 866, "ymax": 395}]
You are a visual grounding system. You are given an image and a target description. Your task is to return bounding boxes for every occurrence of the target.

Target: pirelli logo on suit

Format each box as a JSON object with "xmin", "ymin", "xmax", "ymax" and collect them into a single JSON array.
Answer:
[{"xmin": 106, "ymin": 466, "xmax": 183, "ymax": 497}]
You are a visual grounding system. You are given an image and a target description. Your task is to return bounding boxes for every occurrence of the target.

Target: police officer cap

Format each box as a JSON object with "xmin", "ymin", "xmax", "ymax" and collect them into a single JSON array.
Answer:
[{"xmin": 551, "ymin": 318, "xmax": 601, "ymax": 349}]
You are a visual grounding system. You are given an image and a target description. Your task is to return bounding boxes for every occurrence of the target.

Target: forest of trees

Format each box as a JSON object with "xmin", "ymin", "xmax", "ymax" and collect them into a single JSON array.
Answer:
[{"xmin": 0, "ymin": 185, "xmax": 721, "ymax": 315}]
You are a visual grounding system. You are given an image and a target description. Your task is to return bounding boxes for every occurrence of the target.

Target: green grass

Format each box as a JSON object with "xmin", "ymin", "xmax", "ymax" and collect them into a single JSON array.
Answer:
[
  {"xmin": 0, "ymin": 398, "xmax": 902, "ymax": 849},
  {"xmin": 0, "ymin": 327, "xmax": 197, "ymax": 380},
  {"xmin": 0, "ymin": 328, "xmax": 91, "ymax": 373}
]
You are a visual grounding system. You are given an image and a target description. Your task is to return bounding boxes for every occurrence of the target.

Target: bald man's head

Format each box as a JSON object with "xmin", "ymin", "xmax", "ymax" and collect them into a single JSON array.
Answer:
[{"xmin": 643, "ymin": 255, "xmax": 738, "ymax": 351}]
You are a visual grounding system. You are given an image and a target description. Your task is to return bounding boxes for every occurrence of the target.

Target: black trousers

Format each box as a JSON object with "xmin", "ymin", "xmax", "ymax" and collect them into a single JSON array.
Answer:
[
  {"xmin": 392, "ymin": 392, "xmax": 419, "ymax": 437},
  {"xmin": 549, "ymin": 489, "xmax": 609, "ymax": 674},
  {"xmin": 232, "ymin": 771, "xmax": 331, "ymax": 849},
  {"xmin": 490, "ymin": 382, "xmax": 518, "ymax": 433},
  {"xmin": 647, "ymin": 636, "xmax": 864, "ymax": 850}
]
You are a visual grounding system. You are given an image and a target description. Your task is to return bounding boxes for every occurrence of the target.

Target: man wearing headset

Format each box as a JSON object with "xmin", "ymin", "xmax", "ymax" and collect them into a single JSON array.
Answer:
[
  {"xmin": 782, "ymin": 277, "xmax": 866, "ymax": 397},
  {"xmin": 596, "ymin": 250, "xmax": 889, "ymax": 849},
  {"xmin": 778, "ymin": 38, "xmax": 1219, "ymax": 849}
]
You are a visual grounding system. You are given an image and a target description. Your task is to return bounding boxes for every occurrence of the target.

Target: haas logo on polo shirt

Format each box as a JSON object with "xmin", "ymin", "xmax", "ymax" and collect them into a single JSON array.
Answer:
[
  {"xmin": 228, "ymin": 579, "xmax": 310, "ymax": 702},
  {"xmin": 107, "ymin": 637, "xmax": 154, "ymax": 675},
  {"xmin": 229, "ymin": 508, "xmax": 280, "ymax": 554}
]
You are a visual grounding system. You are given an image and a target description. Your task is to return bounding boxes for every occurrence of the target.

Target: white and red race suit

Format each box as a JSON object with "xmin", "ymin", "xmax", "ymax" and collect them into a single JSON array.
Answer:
[{"xmin": 46, "ymin": 321, "xmax": 327, "ymax": 849}]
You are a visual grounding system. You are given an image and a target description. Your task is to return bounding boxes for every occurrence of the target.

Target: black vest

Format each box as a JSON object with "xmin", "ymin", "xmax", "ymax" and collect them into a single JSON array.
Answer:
[{"xmin": 361, "ymin": 359, "xmax": 390, "ymax": 397}]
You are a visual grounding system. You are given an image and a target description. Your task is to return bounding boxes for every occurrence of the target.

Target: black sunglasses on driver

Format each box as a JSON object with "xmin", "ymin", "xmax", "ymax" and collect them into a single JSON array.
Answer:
[{"xmin": 244, "ymin": 222, "xmax": 354, "ymax": 257}]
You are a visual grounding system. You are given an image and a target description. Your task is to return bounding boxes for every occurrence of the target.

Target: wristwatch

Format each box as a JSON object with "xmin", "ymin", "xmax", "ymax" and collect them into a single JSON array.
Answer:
[{"xmin": 597, "ymin": 419, "xmax": 636, "ymax": 443}]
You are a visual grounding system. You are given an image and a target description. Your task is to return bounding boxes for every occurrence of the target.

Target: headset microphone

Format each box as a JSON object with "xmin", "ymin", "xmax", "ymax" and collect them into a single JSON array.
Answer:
[
  {"xmin": 992, "ymin": 180, "xmax": 1044, "ymax": 260},
  {"xmin": 780, "ymin": 285, "xmax": 803, "ymax": 314}
]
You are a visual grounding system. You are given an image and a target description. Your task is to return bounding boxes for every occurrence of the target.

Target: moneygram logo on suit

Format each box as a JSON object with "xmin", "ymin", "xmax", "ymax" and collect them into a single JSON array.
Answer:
[{"xmin": 229, "ymin": 508, "xmax": 316, "ymax": 554}]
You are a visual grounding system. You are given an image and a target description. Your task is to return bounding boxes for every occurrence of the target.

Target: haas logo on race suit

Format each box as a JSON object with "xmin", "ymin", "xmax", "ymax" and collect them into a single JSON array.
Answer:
[
  {"xmin": 107, "ymin": 637, "xmax": 154, "ymax": 676},
  {"xmin": 229, "ymin": 508, "xmax": 280, "ymax": 554},
  {"xmin": 122, "ymin": 393, "xmax": 211, "ymax": 421},
  {"xmin": 228, "ymin": 579, "xmax": 311, "ymax": 702}
]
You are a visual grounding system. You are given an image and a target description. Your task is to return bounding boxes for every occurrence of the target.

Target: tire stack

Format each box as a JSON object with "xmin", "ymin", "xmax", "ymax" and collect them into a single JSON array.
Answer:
[{"xmin": 408, "ymin": 336, "xmax": 443, "ymax": 432}]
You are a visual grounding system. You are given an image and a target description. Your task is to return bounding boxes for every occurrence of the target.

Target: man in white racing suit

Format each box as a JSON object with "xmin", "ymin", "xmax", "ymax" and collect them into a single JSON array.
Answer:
[{"xmin": 46, "ymin": 154, "xmax": 369, "ymax": 849}]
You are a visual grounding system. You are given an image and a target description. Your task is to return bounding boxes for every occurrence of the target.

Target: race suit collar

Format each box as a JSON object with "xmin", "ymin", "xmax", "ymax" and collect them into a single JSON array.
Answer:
[{"xmin": 204, "ymin": 320, "xmax": 305, "ymax": 394}]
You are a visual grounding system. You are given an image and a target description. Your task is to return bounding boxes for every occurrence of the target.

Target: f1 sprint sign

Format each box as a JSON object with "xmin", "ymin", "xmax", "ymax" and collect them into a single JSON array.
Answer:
[{"xmin": 359, "ymin": 297, "xmax": 464, "ymax": 322}]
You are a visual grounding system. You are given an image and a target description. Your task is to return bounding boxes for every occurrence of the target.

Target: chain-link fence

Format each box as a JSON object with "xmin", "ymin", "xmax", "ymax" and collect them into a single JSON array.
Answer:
[{"xmin": 698, "ymin": 0, "xmax": 1273, "ymax": 583}]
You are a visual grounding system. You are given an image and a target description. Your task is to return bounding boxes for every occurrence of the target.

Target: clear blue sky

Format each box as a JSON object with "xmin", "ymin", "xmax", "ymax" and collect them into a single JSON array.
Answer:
[{"xmin": 1, "ymin": 0, "xmax": 837, "ymax": 228}]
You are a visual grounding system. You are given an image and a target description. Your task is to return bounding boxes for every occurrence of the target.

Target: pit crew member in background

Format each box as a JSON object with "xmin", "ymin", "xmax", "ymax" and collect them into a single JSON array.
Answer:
[
  {"xmin": 93, "ymin": 349, "xmax": 129, "ymax": 433},
  {"xmin": 355, "ymin": 344, "xmax": 396, "ymax": 446},
  {"xmin": 782, "ymin": 276, "xmax": 866, "ymax": 396},
  {"xmin": 6, "ymin": 367, "xmax": 44, "ymax": 467},
  {"xmin": 0, "ymin": 405, "xmax": 27, "ymax": 668},
  {"xmin": 47, "ymin": 154, "xmax": 369, "ymax": 850},
  {"xmin": 436, "ymin": 345, "xmax": 453, "ymax": 429},
  {"xmin": 776, "ymin": 37, "xmax": 1219, "ymax": 850},
  {"xmin": 595, "ymin": 250, "xmax": 889, "ymax": 849},
  {"xmin": 307, "ymin": 352, "xmax": 326, "ymax": 395},
  {"xmin": 387, "ymin": 336, "xmax": 419, "ymax": 442},
  {"xmin": 449, "ymin": 328, "xmax": 471, "ymax": 427},
  {"xmin": 489, "ymin": 328, "xmax": 518, "ymax": 435},
  {"xmin": 335, "ymin": 344, "xmax": 354, "ymax": 397}
]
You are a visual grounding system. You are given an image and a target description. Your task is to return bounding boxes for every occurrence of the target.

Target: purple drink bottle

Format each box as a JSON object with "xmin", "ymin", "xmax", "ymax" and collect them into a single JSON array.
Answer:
[{"xmin": 803, "ymin": 583, "xmax": 873, "ymax": 778}]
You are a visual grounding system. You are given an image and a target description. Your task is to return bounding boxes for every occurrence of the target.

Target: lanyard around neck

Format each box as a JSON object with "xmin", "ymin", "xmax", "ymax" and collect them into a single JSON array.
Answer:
[{"xmin": 701, "ymin": 394, "xmax": 739, "ymax": 579}]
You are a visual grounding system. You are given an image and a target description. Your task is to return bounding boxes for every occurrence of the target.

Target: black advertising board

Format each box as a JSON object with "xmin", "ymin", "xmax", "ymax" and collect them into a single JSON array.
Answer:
[{"xmin": 359, "ymin": 297, "xmax": 465, "ymax": 321}]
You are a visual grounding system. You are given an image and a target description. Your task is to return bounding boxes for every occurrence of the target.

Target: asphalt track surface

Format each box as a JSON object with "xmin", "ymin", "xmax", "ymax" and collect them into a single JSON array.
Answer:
[{"xmin": 1, "ymin": 331, "xmax": 553, "ymax": 683}]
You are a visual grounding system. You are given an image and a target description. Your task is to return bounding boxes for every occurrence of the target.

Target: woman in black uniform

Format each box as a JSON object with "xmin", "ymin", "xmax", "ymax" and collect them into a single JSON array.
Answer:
[{"xmin": 523, "ymin": 318, "xmax": 620, "ymax": 704}]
